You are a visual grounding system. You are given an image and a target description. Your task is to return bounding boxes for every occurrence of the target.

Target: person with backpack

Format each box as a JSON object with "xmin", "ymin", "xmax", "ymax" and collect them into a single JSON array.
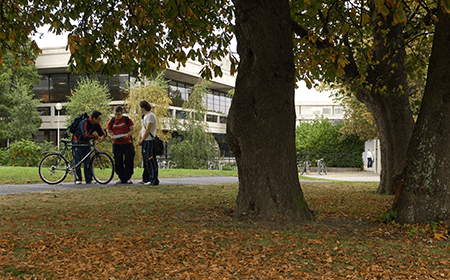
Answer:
[
  {"xmin": 106, "ymin": 106, "xmax": 135, "ymax": 184},
  {"xmin": 73, "ymin": 110, "xmax": 106, "ymax": 185},
  {"xmin": 136, "ymin": 100, "xmax": 159, "ymax": 186}
]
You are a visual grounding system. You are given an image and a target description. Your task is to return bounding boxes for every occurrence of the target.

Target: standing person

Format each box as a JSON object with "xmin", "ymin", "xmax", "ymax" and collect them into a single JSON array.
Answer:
[
  {"xmin": 106, "ymin": 106, "xmax": 135, "ymax": 184},
  {"xmin": 73, "ymin": 110, "xmax": 106, "ymax": 184},
  {"xmin": 367, "ymin": 149, "xmax": 373, "ymax": 168},
  {"xmin": 136, "ymin": 100, "xmax": 159, "ymax": 186}
]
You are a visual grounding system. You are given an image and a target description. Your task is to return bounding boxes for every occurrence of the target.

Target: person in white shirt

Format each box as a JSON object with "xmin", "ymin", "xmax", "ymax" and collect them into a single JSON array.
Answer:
[
  {"xmin": 367, "ymin": 149, "xmax": 373, "ymax": 168},
  {"xmin": 137, "ymin": 100, "xmax": 159, "ymax": 186}
]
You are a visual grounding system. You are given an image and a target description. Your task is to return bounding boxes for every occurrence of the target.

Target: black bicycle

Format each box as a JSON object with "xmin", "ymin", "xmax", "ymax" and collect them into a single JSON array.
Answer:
[{"xmin": 39, "ymin": 139, "xmax": 114, "ymax": 184}]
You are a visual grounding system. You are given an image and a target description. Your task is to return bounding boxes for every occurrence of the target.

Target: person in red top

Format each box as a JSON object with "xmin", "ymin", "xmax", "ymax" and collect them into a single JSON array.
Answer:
[{"xmin": 107, "ymin": 106, "xmax": 135, "ymax": 184}]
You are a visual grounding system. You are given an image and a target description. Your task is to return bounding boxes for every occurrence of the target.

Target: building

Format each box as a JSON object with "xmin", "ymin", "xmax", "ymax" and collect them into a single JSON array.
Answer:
[
  {"xmin": 33, "ymin": 46, "xmax": 235, "ymax": 156},
  {"xmin": 294, "ymin": 82, "xmax": 344, "ymax": 126},
  {"xmin": 295, "ymin": 100, "xmax": 344, "ymax": 126}
]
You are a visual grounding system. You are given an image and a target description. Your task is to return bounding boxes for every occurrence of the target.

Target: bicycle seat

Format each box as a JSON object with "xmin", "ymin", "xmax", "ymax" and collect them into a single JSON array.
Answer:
[{"xmin": 61, "ymin": 139, "xmax": 72, "ymax": 144}]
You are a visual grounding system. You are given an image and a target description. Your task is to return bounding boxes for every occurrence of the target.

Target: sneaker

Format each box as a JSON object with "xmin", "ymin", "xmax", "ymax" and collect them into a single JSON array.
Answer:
[
  {"xmin": 75, "ymin": 181, "xmax": 82, "ymax": 185},
  {"xmin": 126, "ymin": 180, "xmax": 133, "ymax": 184},
  {"xmin": 143, "ymin": 181, "xmax": 152, "ymax": 186},
  {"xmin": 139, "ymin": 180, "xmax": 147, "ymax": 184},
  {"xmin": 153, "ymin": 181, "xmax": 159, "ymax": 186}
]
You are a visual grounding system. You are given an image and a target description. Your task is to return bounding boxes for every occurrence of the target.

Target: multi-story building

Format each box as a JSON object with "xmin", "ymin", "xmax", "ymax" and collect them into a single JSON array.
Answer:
[
  {"xmin": 294, "ymin": 100, "xmax": 344, "ymax": 126},
  {"xmin": 33, "ymin": 46, "xmax": 235, "ymax": 156}
]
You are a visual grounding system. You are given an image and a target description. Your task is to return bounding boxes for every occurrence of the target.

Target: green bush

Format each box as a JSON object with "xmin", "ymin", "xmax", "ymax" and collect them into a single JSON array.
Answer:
[
  {"xmin": 7, "ymin": 139, "xmax": 42, "ymax": 167},
  {"xmin": 0, "ymin": 140, "xmax": 58, "ymax": 167},
  {"xmin": 295, "ymin": 118, "xmax": 365, "ymax": 168}
]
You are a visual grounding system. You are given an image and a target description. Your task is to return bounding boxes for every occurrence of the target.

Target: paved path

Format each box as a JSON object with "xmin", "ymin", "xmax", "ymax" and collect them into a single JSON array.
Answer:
[
  {"xmin": 0, "ymin": 177, "xmax": 240, "ymax": 195},
  {"xmin": 0, "ymin": 171, "xmax": 380, "ymax": 195},
  {"xmin": 301, "ymin": 170, "xmax": 380, "ymax": 182}
]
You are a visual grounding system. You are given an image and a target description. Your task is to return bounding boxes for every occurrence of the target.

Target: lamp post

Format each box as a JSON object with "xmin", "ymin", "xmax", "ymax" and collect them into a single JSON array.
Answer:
[{"xmin": 55, "ymin": 103, "xmax": 62, "ymax": 150}]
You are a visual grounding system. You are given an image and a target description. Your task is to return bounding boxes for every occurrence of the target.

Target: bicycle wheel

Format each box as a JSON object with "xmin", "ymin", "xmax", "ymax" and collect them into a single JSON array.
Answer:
[
  {"xmin": 323, "ymin": 163, "xmax": 328, "ymax": 175},
  {"xmin": 300, "ymin": 162, "xmax": 306, "ymax": 175},
  {"xmin": 39, "ymin": 153, "xmax": 68, "ymax": 184},
  {"xmin": 91, "ymin": 152, "xmax": 114, "ymax": 184}
]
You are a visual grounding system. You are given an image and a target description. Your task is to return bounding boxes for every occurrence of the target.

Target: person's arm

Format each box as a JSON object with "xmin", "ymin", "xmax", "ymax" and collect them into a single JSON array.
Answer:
[
  {"xmin": 127, "ymin": 125, "xmax": 135, "ymax": 138},
  {"xmin": 96, "ymin": 124, "xmax": 106, "ymax": 143},
  {"xmin": 137, "ymin": 123, "xmax": 153, "ymax": 146}
]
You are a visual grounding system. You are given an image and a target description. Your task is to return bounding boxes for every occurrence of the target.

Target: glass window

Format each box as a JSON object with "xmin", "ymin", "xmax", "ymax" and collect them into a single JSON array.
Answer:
[
  {"xmin": 219, "ymin": 116, "xmax": 227, "ymax": 124},
  {"xmin": 323, "ymin": 108, "xmax": 331, "ymax": 114},
  {"xmin": 334, "ymin": 106, "xmax": 343, "ymax": 114},
  {"xmin": 37, "ymin": 106, "xmax": 51, "ymax": 116},
  {"xmin": 175, "ymin": 110, "xmax": 186, "ymax": 119},
  {"xmin": 54, "ymin": 106, "xmax": 67, "ymax": 116},
  {"xmin": 34, "ymin": 75, "xmax": 50, "ymax": 102},
  {"xmin": 207, "ymin": 114, "xmax": 218, "ymax": 123},
  {"xmin": 50, "ymin": 74, "xmax": 69, "ymax": 102},
  {"xmin": 69, "ymin": 73, "xmax": 88, "ymax": 93},
  {"xmin": 109, "ymin": 74, "xmax": 129, "ymax": 100}
]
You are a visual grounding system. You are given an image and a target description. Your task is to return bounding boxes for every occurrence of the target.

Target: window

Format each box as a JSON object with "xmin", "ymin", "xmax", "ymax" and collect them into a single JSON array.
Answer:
[
  {"xmin": 34, "ymin": 75, "xmax": 50, "ymax": 102},
  {"xmin": 37, "ymin": 107, "xmax": 51, "ymax": 116},
  {"xmin": 206, "ymin": 114, "xmax": 218, "ymax": 123},
  {"xmin": 175, "ymin": 110, "xmax": 186, "ymax": 119},
  {"xmin": 323, "ymin": 108, "xmax": 331, "ymax": 114},
  {"xmin": 50, "ymin": 74, "xmax": 69, "ymax": 102},
  {"xmin": 219, "ymin": 116, "xmax": 227, "ymax": 124},
  {"xmin": 334, "ymin": 106, "xmax": 343, "ymax": 115}
]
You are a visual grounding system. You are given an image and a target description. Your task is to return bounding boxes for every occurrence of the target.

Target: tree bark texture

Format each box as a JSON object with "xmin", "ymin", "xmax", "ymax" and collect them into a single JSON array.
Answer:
[
  {"xmin": 394, "ymin": 6, "xmax": 450, "ymax": 224},
  {"xmin": 227, "ymin": 0, "xmax": 314, "ymax": 224},
  {"xmin": 354, "ymin": 10, "xmax": 414, "ymax": 195}
]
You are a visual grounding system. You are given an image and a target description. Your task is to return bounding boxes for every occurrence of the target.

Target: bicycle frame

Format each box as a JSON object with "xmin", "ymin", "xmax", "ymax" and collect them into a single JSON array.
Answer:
[{"xmin": 44, "ymin": 139, "xmax": 98, "ymax": 170}]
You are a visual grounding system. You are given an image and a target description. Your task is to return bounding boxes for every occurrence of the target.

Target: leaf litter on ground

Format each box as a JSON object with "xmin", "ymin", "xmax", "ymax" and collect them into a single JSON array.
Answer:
[{"xmin": 0, "ymin": 181, "xmax": 449, "ymax": 279}]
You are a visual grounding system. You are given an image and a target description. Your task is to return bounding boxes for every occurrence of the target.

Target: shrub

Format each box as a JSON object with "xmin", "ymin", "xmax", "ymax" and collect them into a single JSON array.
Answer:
[{"xmin": 295, "ymin": 117, "xmax": 365, "ymax": 168}]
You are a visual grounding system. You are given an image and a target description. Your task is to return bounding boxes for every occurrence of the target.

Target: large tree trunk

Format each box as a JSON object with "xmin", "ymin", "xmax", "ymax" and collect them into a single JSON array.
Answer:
[
  {"xmin": 227, "ymin": 0, "xmax": 314, "ymax": 224},
  {"xmin": 356, "ymin": 90, "xmax": 414, "ymax": 195},
  {"xmin": 354, "ymin": 8, "xmax": 414, "ymax": 195},
  {"xmin": 394, "ymin": 5, "xmax": 450, "ymax": 224}
]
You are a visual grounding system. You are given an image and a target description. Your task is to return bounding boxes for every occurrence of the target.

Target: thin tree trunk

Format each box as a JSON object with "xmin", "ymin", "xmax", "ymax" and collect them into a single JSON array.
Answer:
[
  {"xmin": 227, "ymin": 0, "xmax": 314, "ymax": 224},
  {"xmin": 394, "ymin": 5, "xmax": 450, "ymax": 224}
]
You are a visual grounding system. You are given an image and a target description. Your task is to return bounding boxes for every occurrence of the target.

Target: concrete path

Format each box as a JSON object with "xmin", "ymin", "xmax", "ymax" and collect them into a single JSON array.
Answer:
[
  {"xmin": 0, "ymin": 177, "xmax": 240, "ymax": 195},
  {"xmin": 0, "ymin": 171, "xmax": 380, "ymax": 195},
  {"xmin": 301, "ymin": 170, "xmax": 380, "ymax": 182}
]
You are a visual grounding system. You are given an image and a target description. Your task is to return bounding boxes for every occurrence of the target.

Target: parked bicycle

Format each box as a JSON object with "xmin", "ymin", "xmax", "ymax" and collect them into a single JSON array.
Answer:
[
  {"xmin": 316, "ymin": 158, "xmax": 327, "ymax": 175},
  {"xmin": 39, "ymin": 139, "xmax": 114, "ymax": 184},
  {"xmin": 298, "ymin": 160, "xmax": 311, "ymax": 175}
]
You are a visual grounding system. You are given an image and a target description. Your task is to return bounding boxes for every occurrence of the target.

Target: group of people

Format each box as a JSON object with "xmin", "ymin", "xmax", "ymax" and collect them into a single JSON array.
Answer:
[{"xmin": 72, "ymin": 100, "xmax": 159, "ymax": 186}]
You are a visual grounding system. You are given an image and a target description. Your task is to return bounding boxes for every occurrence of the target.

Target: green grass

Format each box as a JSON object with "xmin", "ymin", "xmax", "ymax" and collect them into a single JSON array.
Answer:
[
  {"xmin": 0, "ymin": 180, "xmax": 449, "ymax": 279},
  {"xmin": 0, "ymin": 166, "xmax": 238, "ymax": 185}
]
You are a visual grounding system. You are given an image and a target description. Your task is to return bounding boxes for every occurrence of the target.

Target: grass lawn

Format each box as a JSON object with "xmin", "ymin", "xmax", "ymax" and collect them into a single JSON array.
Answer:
[
  {"xmin": 0, "ymin": 179, "xmax": 449, "ymax": 279},
  {"xmin": 0, "ymin": 166, "xmax": 238, "ymax": 185}
]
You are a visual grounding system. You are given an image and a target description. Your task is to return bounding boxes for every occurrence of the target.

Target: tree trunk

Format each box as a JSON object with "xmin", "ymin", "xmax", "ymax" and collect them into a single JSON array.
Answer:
[
  {"xmin": 394, "ymin": 6, "xmax": 450, "ymax": 224},
  {"xmin": 354, "ymin": 9, "xmax": 414, "ymax": 195},
  {"xmin": 227, "ymin": 0, "xmax": 314, "ymax": 224},
  {"xmin": 356, "ymin": 90, "xmax": 414, "ymax": 195}
]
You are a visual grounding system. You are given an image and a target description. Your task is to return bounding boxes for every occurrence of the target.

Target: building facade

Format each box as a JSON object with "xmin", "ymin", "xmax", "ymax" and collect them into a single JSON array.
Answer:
[{"xmin": 33, "ymin": 46, "xmax": 235, "ymax": 155}]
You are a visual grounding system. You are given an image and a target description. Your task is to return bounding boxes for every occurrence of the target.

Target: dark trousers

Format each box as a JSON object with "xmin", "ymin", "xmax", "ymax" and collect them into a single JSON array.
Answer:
[
  {"xmin": 368, "ymin": 158, "xmax": 373, "ymax": 168},
  {"xmin": 113, "ymin": 143, "xmax": 135, "ymax": 182},
  {"xmin": 142, "ymin": 140, "xmax": 159, "ymax": 184},
  {"xmin": 73, "ymin": 140, "xmax": 92, "ymax": 183}
]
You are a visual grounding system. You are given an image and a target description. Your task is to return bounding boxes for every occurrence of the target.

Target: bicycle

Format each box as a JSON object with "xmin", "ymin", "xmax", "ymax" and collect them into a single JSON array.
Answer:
[
  {"xmin": 39, "ymin": 139, "xmax": 114, "ymax": 184},
  {"xmin": 316, "ymin": 158, "xmax": 327, "ymax": 175},
  {"xmin": 298, "ymin": 160, "xmax": 311, "ymax": 175}
]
